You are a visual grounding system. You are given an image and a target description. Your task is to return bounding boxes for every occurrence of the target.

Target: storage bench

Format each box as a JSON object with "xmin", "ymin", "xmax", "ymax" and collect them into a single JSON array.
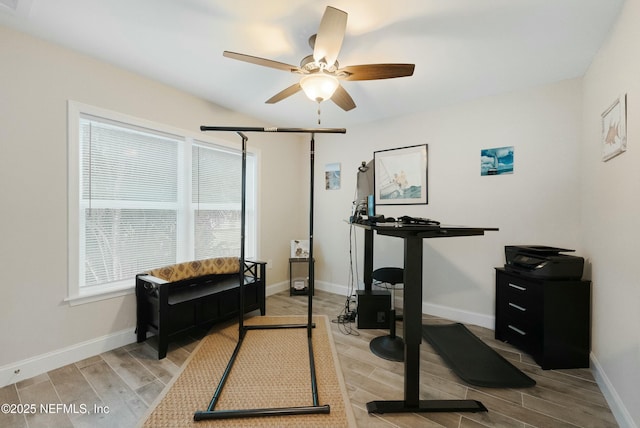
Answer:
[{"xmin": 135, "ymin": 257, "xmax": 266, "ymax": 358}]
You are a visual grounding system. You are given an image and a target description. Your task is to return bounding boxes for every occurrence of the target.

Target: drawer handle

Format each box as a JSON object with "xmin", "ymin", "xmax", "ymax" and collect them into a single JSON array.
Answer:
[
  {"xmin": 508, "ymin": 302, "xmax": 526, "ymax": 312},
  {"xmin": 508, "ymin": 325, "xmax": 527, "ymax": 335},
  {"xmin": 508, "ymin": 283, "xmax": 526, "ymax": 291}
]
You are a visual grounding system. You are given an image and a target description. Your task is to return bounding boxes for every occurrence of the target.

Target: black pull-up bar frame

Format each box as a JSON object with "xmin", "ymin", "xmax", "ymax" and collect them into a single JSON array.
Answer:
[
  {"xmin": 193, "ymin": 126, "xmax": 345, "ymax": 421},
  {"xmin": 200, "ymin": 126, "xmax": 346, "ymax": 134}
]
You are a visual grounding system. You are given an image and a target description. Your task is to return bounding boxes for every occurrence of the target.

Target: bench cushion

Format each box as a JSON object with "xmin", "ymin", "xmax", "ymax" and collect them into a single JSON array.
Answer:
[{"xmin": 146, "ymin": 257, "xmax": 240, "ymax": 282}]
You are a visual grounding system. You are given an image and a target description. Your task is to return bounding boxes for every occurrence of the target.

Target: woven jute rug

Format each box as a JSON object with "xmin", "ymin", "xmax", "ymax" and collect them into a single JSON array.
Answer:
[{"xmin": 140, "ymin": 315, "xmax": 356, "ymax": 427}]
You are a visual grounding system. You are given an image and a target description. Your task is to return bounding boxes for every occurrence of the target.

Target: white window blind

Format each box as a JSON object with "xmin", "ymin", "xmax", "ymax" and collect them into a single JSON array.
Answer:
[
  {"xmin": 69, "ymin": 102, "xmax": 257, "ymax": 302},
  {"xmin": 80, "ymin": 116, "xmax": 181, "ymax": 288},
  {"xmin": 192, "ymin": 143, "xmax": 242, "ymax": 259}
]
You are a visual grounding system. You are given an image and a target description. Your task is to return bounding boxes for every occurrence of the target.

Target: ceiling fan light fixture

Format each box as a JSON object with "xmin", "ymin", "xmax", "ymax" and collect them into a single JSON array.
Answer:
[{"xmin": 300, "ymin": 73, "xmax": 339, "ymax": 103}]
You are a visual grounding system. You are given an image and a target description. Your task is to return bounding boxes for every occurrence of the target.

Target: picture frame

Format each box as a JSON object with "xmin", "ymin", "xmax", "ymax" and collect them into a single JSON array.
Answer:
[
  {"xmin": 290, "ymin": 240, "xmax": 310, "ymax": 258},
  {"xmin": 324, "ymin": 162, "xmax": 341, "ymax": 190},
  {"xmin": 601, "ymin": 94, "xmax": 627, "ymax": 162},
  {"xmin": 481, "ymin": 146, "xmax": 514, "ymax": 176},
  {"xmin": 374, "ymin": 144, "xmax": 428, "ymax": 205}
]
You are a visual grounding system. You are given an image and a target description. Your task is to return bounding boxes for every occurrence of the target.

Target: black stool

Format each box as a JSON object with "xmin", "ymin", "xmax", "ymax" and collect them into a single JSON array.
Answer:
[{"xmin": 369, "ymin": 267, "xmax": 405, "ymax": 362}]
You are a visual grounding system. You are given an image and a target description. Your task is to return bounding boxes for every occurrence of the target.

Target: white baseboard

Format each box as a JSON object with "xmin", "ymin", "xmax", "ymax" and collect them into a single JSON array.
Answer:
[
  {"xmin": 590, "ymin": 352, "xmax": 636, "ymax": 428},
  {"xmin": 313, "ymin": 280, "xmax": 495, "ymax": 329},
  {"xmin": 315, "ymin": 280, "xmax": 352, "ymax": 297},
  {"xmin": 422, "ymin": 301, "xmax": 495, "ymax": 330},
  {"xmin": 267, "ymin": 280, "xmax": 353, "ymax": 298},
  {"xmin": 0, "ymin": 282, "xmax": 307, "ymax": 389},
  {"xmin": 265, "ymin": 280, "xmax": 289, "ymax": 296},
  {"xmin": 0, "ymin": 328, "xmax": 135, "ymax": 388}
]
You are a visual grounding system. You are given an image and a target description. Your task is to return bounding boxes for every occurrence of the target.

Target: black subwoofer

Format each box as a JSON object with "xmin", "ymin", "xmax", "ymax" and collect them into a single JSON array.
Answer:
[{"xmin": 357, "ymin": 290, "xmax": 391, "ymax": 329}]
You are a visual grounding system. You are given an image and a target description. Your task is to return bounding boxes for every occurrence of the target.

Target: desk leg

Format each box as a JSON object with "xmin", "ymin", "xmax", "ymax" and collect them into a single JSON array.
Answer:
[
  {"xmin": 403, "ymin": 236, "xmax": 423, "ymax": 406},
  {"xmin": 367, "ymin": 236, "xmax": 487, "ymax": 415},
  {"xmin": 363, "ymin": 228, "xmax": 374, "ymax": 291}
]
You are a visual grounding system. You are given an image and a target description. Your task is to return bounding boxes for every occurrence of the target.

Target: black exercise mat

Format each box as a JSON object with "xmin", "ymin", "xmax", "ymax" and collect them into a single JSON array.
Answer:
[{"xmin": 422, "ymin": 323, "xmax": 536, "ymax": 388}]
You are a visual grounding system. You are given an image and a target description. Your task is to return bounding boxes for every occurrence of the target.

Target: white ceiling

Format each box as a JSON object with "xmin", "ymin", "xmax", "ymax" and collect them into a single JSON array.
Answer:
[{"xmin": 0, "ymin": 0, "xmax": 624, "ymax": 128}]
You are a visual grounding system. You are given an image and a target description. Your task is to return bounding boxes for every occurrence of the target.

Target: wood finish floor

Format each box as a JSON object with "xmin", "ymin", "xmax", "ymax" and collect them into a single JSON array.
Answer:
[{"xmin": 0, "ymin": 290, "xmax": 618, "ymax": 427}]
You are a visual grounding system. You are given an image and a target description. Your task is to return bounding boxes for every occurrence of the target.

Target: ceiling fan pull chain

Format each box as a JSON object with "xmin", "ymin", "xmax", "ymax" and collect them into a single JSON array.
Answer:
[{"xmin": 317, "ymin": 102, "xmax": 321, "ymax": 125}]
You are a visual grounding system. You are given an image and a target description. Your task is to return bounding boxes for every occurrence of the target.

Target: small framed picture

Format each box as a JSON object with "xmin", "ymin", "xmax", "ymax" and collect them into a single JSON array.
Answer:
[
  {"xmin": 374, "ymin": 144, "xmax": 428, "ymax": 205},
  {"xmin": 601, "ymin": 94, "xmax": 627, "ymax": 161},
  {"xmin": 325, "ymin": 162, "xmax": 341, "ymax": 190},
  {"xmin": 481, "ymin": 146, "xmax": 514, "ymax": 176},
  {"xmin": 290, "ymin": 240, "xmax": 310, "ymax": 258}
]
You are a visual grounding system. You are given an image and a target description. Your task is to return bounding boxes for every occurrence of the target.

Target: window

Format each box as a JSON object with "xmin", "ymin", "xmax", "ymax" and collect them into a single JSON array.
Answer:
[
  {"xmin": 192, "ymin": 142, "xmax": 256, "ymax": 260},
  {"xmin": 67, "ymin": 102, "xmax": 257, "ymax": 304}
]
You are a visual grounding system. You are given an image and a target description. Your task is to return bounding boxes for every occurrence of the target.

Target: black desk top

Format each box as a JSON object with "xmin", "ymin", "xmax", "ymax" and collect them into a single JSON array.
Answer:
[{"xmin": 353, "ymin": 222, "xmax": 499, "ymax": 239}]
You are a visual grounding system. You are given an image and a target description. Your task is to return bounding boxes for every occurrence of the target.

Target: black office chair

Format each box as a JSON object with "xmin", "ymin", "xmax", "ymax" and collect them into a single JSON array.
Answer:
[{"xmin": 369, "ymin": 267, "xmax": 405, "ymax": 362}]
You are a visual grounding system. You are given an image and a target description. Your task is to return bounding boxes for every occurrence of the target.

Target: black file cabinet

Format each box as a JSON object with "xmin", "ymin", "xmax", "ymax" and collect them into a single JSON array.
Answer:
[{"xmin": 495, "ymin": 268, "xmax": 591, "ymax": 369}]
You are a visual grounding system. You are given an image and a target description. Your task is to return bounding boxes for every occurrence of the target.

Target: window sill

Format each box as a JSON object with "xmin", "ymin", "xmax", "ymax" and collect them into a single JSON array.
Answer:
[{"xmin": 65, "ymin": 283, "xmax": 134, "ymax": 306}]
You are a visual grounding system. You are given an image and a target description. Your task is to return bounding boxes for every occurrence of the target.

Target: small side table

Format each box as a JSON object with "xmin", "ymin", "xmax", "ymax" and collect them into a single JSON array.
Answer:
[{"xmin": 289, "ymin": 258, "xmax": 314, "ymax": 295}]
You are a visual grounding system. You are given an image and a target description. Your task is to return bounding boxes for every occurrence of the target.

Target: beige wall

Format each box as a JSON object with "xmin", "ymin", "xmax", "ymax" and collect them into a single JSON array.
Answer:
[
  {"xmin": 314, "ymin": 78, "xmax": 583, "ymax": 323},
  {"xmin": 0, "ymin": 26, "xmax": 306, "ymax": 376},
  {"xmin": 581, "ymin": 0, "xmax": 640, "ymax": 425}
]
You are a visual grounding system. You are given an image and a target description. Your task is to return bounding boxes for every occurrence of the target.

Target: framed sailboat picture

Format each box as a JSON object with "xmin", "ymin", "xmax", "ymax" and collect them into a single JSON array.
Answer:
[{"xmin": 374, "ymin": 144, "xmax": 428, "ymax": 205}]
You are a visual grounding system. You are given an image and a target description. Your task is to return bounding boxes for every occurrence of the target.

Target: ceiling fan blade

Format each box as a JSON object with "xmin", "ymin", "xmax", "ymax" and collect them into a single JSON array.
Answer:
[
  {"xmin": 223, "ymin": 51, "xmax": 301, "ymax": 73},
  {"xmin": 340, "ymin": 63, "xmax": 415, "ymax": 81},
  {"xmin": 313, "ymin": 6, "xmax": 347, "ymax": 68},
  {"xmin": 331, "ymin": 84, "xmax": 356, "ymax": 111},
  {"xmin": 265, "ymin": 83, "xmax": 302, "ymax": 104}
]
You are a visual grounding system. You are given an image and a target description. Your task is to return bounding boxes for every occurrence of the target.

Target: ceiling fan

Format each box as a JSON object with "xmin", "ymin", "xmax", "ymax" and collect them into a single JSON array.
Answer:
[{"xmin": 223, "ymin": 6, "xmax": 415, "ymax": 112}]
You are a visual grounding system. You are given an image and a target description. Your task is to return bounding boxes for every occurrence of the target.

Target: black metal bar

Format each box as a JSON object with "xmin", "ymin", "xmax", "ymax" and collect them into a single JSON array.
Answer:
[
  {"xmin": 194, "ymin": 404, "xmax": 331, "ymax": 421},
  {"xmin": 238, "ymin": 131, "xmax": 247, "ymax": 338},
  {"xmin": 366, "ymin": 400, "xmax": 487, "ymax": 414},
  {"xmin": 204, "ymin": 331, "xmax": 246, "ymax": 412},
  {"xmin": 308, "ymin": 336, "xmax": 320, "ymax": 407},
  {"xmin": 201, "ymin": 126, "xmax": 345, "ymax": 134},
  {"xmin": 306, "ymin": 134, "xmax": 321, "ymax": 409},
  {"xmin": 308, "ymin": 133, "xmax": 315, "ymax": 339},
  {"xmin": 244, "ymin": 323, "xmax": 316, "ymax": 331}
]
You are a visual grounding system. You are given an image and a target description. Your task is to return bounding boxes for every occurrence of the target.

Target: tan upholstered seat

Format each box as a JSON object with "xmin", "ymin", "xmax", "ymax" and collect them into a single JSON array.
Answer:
[{"xmin": 146, "ymin": 257, "xmax": 240, "ymax": 282}]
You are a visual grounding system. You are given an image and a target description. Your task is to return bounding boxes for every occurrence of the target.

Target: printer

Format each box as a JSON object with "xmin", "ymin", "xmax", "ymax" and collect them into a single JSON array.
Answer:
[{"xmin": 504, "ymin": 245, "xmax": 584, "ymax": 280}]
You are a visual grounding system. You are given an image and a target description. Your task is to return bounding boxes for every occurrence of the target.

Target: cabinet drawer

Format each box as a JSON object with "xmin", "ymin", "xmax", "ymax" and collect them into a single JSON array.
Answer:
[
  {"xmin": 502, "ymin": 312, "xmax": 541, "ymax": 336},
  {"xmin": 499, "ymin": 317, "xmax": 541, "ymax": 355},
  {"xmin": 499, "ymin": 299, "xmax": 537, "ymax": 325},
  {"xmin": 496, "ymin": 277, "xmax": 542, "ymax": 313},
  {"xmin": 499, "ymin": 280, "xmax": 537, "ymax": 298}
]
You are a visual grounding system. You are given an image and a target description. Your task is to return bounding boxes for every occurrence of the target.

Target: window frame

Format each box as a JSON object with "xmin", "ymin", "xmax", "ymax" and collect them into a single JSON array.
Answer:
[{"xmin": 67, "ymin": 101, "xmax": 259, "ymax": 305}]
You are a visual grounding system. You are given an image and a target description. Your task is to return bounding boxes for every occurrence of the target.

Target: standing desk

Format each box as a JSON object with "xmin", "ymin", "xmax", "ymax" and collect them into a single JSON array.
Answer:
[{"xmin": 354, "ymin": 222, "xmax": 498, "ymax": 414}]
